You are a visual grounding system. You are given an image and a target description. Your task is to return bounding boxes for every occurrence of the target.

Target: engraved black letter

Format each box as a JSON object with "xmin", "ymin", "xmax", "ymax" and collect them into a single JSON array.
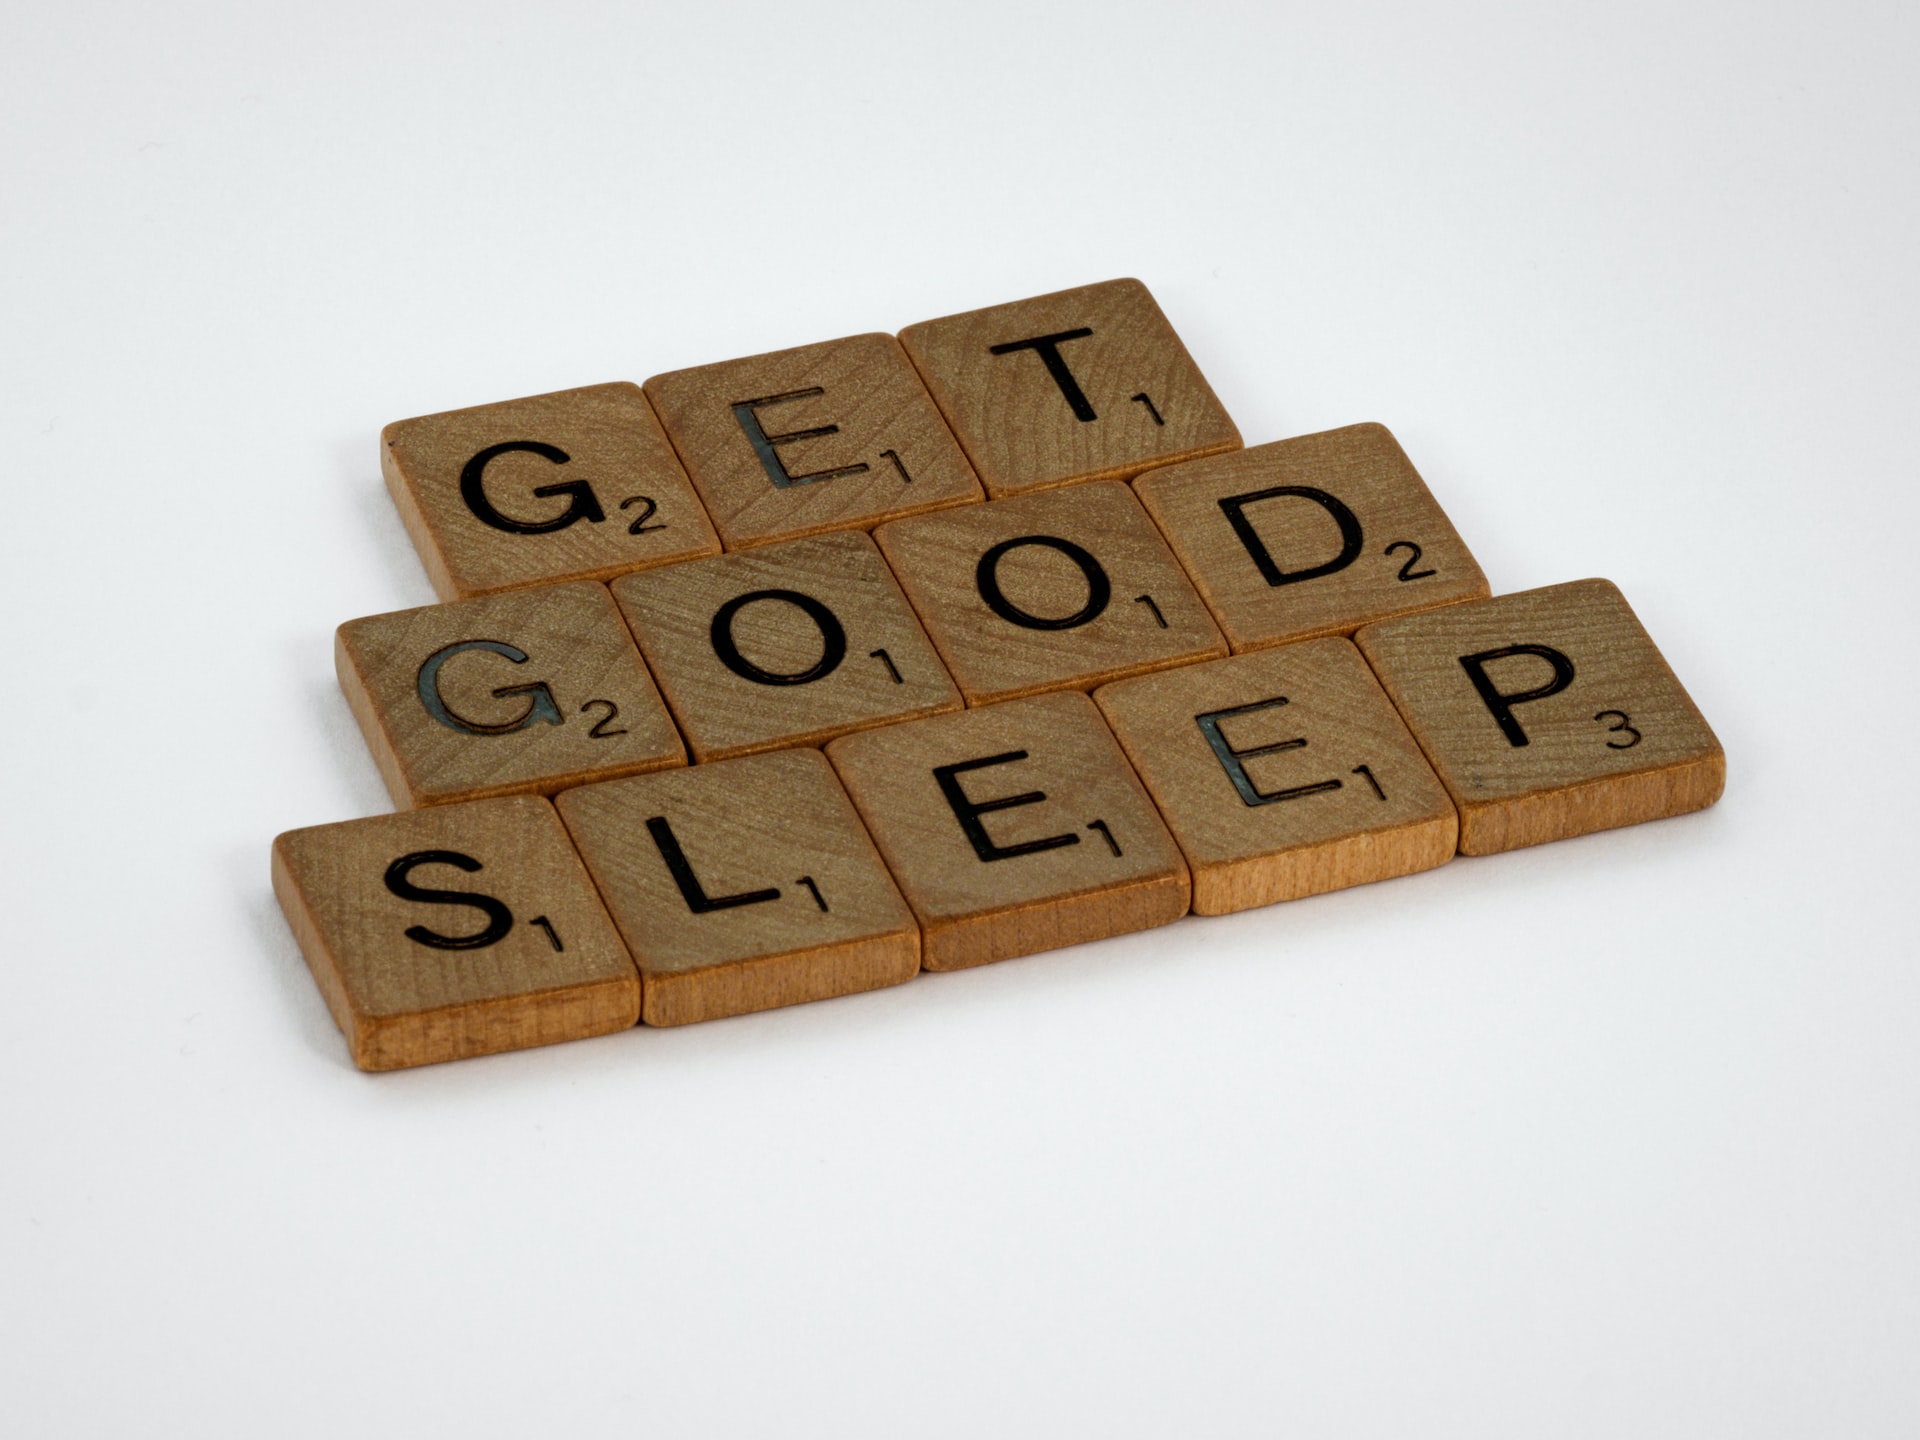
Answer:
[
  {"xmin": 933, "ymin": 751, "xmax": 1080, "ymax": 862},
  {"xmin": 988, "ymin": 328, "xmax": 1097, "ymax": 421},
  {"xmin": 709, "ymin": 589, "xmax": 848, "ymax": 686},
  {"xmin": 731, "ymin": 389, "xmax": 871, "ymax": 489},
  {"xmin": 1216, "ymin": 485, "xmax": 1364, "ymax": 588},
  {"xmin": 416, "ymin": 639, "xmax": 565, "ymax": 736},
  {"xmin": 975, "ymin": 535, "xmax": 1112, "ymax": 630},
  {"xmin": 1194, "ymin": 697, "xmax": 1342, "ymax": 806},
  {"xmin": 1458, "ymin": 645, "xmax": 1577, "ymax": 747},
  {"xmin": 459, "ymin": 441, "xmax": 606, "ymax": 535},
  {"xmin": 382, "ymin": 850, "xmax": 515, "ymax": 950},
  {"xmin": 646, "ymin": 817, "xmax": 781, "ymax": 913}
]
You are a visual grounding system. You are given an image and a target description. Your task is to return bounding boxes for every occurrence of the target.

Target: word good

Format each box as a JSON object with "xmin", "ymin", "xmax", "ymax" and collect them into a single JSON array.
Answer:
[{"xmin": 273, "ymin": 278, "xmax": 1724, "ymax": 1070}]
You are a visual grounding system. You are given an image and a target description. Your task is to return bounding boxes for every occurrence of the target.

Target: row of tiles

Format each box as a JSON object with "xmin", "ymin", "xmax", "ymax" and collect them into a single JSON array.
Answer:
[
  {"xmin": 347, "ymin": 423, "xmax": 1490, "ymax": 808},
  {"xmin": 382, "ymin": 277, "xmax": 1248, "ymax": 597},
  {"xmin": 281, "ymin": 581, "xmax": 1726, "ymax": 1070}
]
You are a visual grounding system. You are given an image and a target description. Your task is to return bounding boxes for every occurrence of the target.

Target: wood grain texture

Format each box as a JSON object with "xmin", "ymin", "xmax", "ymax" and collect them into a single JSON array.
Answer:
[
  {"xmin": 825, "ymin": 691, "xmax": 1189, "ymax": 971},
  {"xmin": 271, "ymin": 796, "xmax": 639, "ymax": 1070},
  {"xmin": 336, "ymin": 581, "xmax": 686, "ymax": 809},
  {"xmin": 1133, "ymin": 423, "xmax": 1490, "ymax": 652},
  {"xmin": 643, "ymin": 333, "xmax": 983, "ymax": 549},
  {"xmin": 1354, "ymin": 579, "xmax": 1725, "ymax": 855},
  {"xmin": 897, "ymin": 278, "xmax": 1241, "ymax": 497},
  {"xmin": 382, "ymin": 382, "xmax": 720, "ymax": 600},
  {"xmin": 555, "ymin": 749, "xmax": 919, "ymax": 1026},
  {"xmin": 872, "ymin": 480, "xmax": 1227, "ymax": 706},
  {"xmin": 1093, "ymin": 640, "xmax": 1456, "ymax": 915},
  {"xmin": 609, "ymin": 530, "xmax": 961, "ymax": 761}
]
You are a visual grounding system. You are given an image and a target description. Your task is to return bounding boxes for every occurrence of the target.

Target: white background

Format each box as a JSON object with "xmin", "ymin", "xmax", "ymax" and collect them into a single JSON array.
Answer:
[{"xmin": 3, "ymin": 2, "xmax": 1915, "ymax": 1435}]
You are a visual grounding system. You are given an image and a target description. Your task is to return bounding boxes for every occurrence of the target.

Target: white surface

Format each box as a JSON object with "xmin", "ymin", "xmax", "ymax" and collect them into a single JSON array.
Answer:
[{"xmin": 3, "ymin": 2, "xmax": 1915, "ymax": 1434}]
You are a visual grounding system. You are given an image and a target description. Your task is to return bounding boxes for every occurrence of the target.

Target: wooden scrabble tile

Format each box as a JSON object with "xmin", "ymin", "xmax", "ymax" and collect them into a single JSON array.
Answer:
[
  {"xmin": 1093, "ymin": 640, "xmax": 1457, "ymax": 915},
  {"xmin": 872, "ymin": 480, "xmax": 1227, "ymax": 706},
  {"xmin": 825, "ymin": 691, "xmax": 1189, "ymax": 971},
  {"xmin": 610, "ymin": 530, "xmax": 961, "ymax": 761},
  {"xmin": 897, "ymin": 278, "xmax": 1241, "ymax": 497},
  {"xmin": 271, "ymin": 795, "xmax": 639, "ymax": 1070},
  {"xmin": 1354, "ymin": 579, "xmax": 1725, "ymax": 855},
  {"xmin": 555, "ymin": 749, "xmax": 919, "ymax": 1026},
  {"xmin": 1133, "ymin": 423, "xmax": 1490, "ymax": 652},
  {"xmin": 383, "ymin": 382, "xmax": 720, "ymax": 600},
  {"xmin": 336, "ymin": 580, "xmax": 686, "ymax": 809},
  {"xmin": 643, "ymin": 333, "xmax": 984, "ymax": 549}
]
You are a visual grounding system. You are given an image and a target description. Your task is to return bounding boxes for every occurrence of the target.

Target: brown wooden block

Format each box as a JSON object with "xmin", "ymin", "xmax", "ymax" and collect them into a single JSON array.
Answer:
[
  {"xmin": 271, "ymin": 796, "xmax": 639, "ymax": 1071},
  {"xmin": 1354, "ymin": 579, "xmax": 1725, "ymax": 855},
  {"xmin": 642, "ymin": 333, "xmax": 984, "ymax": 550},
  {"xmin": 1134, "ymin": 423, "xmax": 1490, "ymax": 652},
  {"xmin": 897, "ymin": 278, "xmax": 1241, "ymax": 497},
  {"xmin": 1093, "ymin": 640, "xmax": 1457, "ymax": 915},
  {"xmin": 336, "ymin": 580, "xmax": 686, "ymax": 809},
  {"xmin": 382, "ymin": 382, "xmax": 720, "ymax": 600},
  {"xmin": 555, "ymin": 749, "xmax": 919, "ymax": 1026},
  {"xmin": 872, "ymin": 480, "xmax": 1227, "ymax": 706},
  {"xmin": 825, "ymin": 692, "xmax": 1189, "ymax": 971},
  {"xmin": 609, "ymin": 530, "xmax": 961, "ymax": 761}
]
